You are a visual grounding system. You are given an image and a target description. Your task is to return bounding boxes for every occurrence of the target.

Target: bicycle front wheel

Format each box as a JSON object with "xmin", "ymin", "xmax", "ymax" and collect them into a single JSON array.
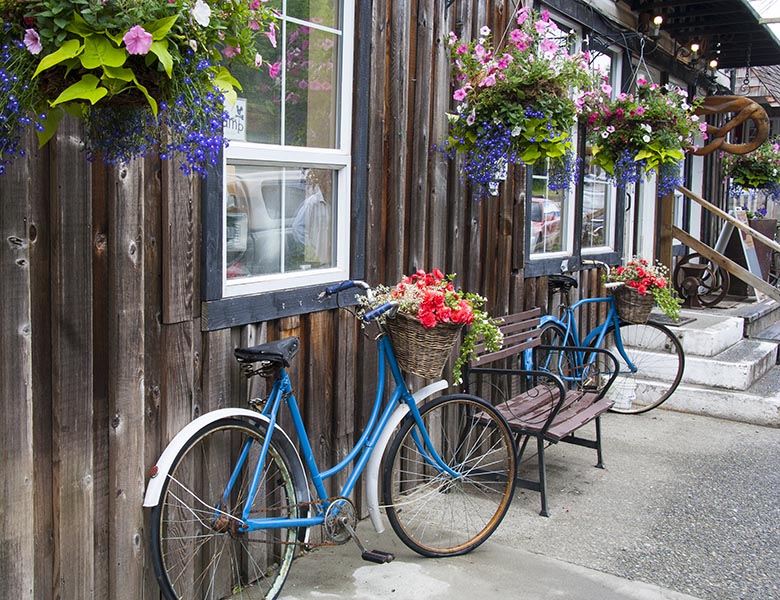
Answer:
[
  {"xmin": 382, "ymin": 394, "xmax": 516, "ymax": 557},
  {"xmin": 601, "ymin": 321, "xmax": 685, "ymax": 414},
  {"xmin": 150, "ymin": 418, "xmax": 303, "ymax": 600}
]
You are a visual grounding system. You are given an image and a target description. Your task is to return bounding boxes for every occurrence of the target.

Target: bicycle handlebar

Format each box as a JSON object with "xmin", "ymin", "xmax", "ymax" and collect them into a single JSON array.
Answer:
[
  {"xmin": 580, "ymin": 259, "xmax": 611, "ymax": 279},
  {"xmin": 318, "ymin": 280, "xmax": 373, "ymax": 302},
  {"xmin": 362, "ymin": 302, "xmax": 399, "ymax": 322}
]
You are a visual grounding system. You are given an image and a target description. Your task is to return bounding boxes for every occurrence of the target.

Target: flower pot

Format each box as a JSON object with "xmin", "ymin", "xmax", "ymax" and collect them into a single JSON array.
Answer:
[
  {"xmin": 385, "ymin": 312, "xmax": 463, "ymax": 378},
  {"xmin": 611, "ymin": 285, "xmax": 654, "ymax": 324}
]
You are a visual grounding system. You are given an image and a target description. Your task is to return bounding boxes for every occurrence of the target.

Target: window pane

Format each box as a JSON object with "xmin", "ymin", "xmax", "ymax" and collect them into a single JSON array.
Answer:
[
  {"xmin": 285, "ymin": 24, "xmax": 340, "ymax": 147},
  {"xmin": 531, "ymin": 163, "xmax": 565, "ymax": 254},
  {"xmin": 582, "ymin": 161, "xmax": 612, "ymax": 248},
  {"xmin": 582, "ymin": 51, "xmax": 616, "ymax": 250},
  {"xmin": 226, "ymin": 165, "xmax": 336, "ymax": 279},
  {"xmin": 287, "ymin": 0, "xmax": 341, "ymax": 30},
  {"xmin": 232, "ymin": 40, "xmax": 284, "ymax": 145}
]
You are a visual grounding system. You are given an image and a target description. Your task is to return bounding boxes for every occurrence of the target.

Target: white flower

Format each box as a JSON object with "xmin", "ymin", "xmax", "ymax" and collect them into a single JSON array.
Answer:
[
  {"xmin": 601, "ymin": 131, "xmax": 609, "ymax": 138},
  {"xmin": 192, "ymin": 0, "xmax": 211, "ymax": 27},
  {"xmin": 511, "ymin": 126, "xmax": 522, "ymax": 137},
  {"xmin": 480, "ymin": 26, "xmax": 491, "ymax": 36},
  {"xmin": 643, "ymin": 134, "xmax": 651, "ymax": 143},
  {"xmin": 189, "ymin": 39, "xmax": 198, "ymax": 52}
]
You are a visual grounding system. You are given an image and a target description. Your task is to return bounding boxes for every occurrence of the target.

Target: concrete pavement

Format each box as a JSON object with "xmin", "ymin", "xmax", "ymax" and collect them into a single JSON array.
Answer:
[{"xmin": 280, "ymin": 409, "xmax": 780, "ymax": 600}]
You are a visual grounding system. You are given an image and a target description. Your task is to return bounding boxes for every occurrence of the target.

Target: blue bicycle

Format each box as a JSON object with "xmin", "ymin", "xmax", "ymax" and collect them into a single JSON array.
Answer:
[
  {"xmin": 538, "ymin": 262, "xmax": 685, "ymax": 414},
  {"xmin": 144, "ymin": 281, "xmax": 517, "ymax": 600}
]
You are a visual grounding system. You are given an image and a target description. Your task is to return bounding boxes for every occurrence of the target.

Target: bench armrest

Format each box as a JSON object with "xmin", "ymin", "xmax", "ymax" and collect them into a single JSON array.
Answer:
[{"xmin": 536, "ymin": 344, "xmax": 620, "ymax": 399}]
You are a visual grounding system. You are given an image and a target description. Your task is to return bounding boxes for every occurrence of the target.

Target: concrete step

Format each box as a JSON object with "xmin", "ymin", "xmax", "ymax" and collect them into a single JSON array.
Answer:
[
  {"xmin": 722, "ymin": 296, "xmax": 780, "ymax": 338},
  {"xmin": 682, "ymin": 338, "xmax": 778, "ymax": 390},
  {"xmin": 624, "ymin": 338, "xmax": 778, "ymax": 391},
  {"xmin": 661, "ymin": 309, "xmax": 744, "ymax": 357},
  {"xmin": 657, "ymin": 366, "xmax": 780, "ymax": 428}
]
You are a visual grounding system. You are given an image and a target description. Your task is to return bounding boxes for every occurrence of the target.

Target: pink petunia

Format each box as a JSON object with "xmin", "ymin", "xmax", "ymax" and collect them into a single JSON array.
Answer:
[
  {"xmin": 23, "ymin": 28, "xmax": 42, "ymax": 54},
  {"xmin": 267, "ymin": 61, "xmax": 281, "ymax": 78},
  {"xmin": 478, "ymin": 73, "xmax": 496, "ymax": 87},
  {"xmin": 222, "ymin": 45, "xmax": 240, "ymax": 58},
  {"xmin": 539, "ymin": 38, "xmax": 557, "ymax": 54},
  {"xmin": 123, "ymin": 25, "xmax": 153, "ymax": 55},
  {"xmin": 456, "ymin": 43, "xmax": 468, "ymax": 55},
  {"xmin": 453, "ymin": 86, "xmax": 468, "ymax": 101},
  {"xmin": 264, "ymin": 23, "xmax": 277, "ymax": 48},
  {"xmin": 516, "ymin": 7, "xmax": 530, "ymax": 25}
]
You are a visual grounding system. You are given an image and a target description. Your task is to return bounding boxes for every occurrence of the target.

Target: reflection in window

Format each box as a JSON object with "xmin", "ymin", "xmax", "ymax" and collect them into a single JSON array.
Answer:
[
  {"xmin": 226, "ymin": 165, "xmax": 335, "ymax": 279},
  {"xmin": 531, "ymin": 161, "xmax": 566, "ymax": 253},
  {"xmin": 230, "ymin": 9, "xmax": 340, "ymax": 148},
  {"xmin": 582, "ymin": 50, "xmax": 617, "ymax": 250}
]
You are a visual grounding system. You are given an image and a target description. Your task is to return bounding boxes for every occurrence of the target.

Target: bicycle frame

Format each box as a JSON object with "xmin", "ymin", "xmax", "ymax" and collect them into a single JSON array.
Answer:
[
  {"xmin": 539, "ymin": 295, "xmax": 639, "ymax": 381},
  {"xmin": 225, "ymin": 331, "xmax": 459, "ymax": 533}
]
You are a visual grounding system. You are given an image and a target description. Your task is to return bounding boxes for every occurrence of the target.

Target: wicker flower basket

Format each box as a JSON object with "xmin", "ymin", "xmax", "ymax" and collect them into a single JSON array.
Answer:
[
  {"xmin": 385, "ymin": 312, "xmax": 463, "ymax": 378},
  {"xmin": 611, "ymin": 284, "xmax": 655, "ymax": 324}
]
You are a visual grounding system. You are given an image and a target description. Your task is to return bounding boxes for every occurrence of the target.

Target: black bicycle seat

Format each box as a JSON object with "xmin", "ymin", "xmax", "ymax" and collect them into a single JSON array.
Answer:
[
  {"xmin": 548, "ymin": 274, "xmax": 578, "ymax": 290},
  {"xmin": 235, "ymin": 337, "xmax": 300, "ymax": 366}
]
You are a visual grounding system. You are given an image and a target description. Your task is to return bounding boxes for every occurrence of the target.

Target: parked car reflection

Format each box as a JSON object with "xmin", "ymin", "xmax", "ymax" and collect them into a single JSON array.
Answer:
[{"xmin": 531, "ymin": 198, "xmax": 561, "ymax": 252}]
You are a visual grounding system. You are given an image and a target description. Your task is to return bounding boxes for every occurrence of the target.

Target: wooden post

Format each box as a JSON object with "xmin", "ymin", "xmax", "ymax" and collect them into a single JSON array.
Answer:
[
  {"xmin": 658, "ymin": 191, "xmax": 675, "ymax": 271},
  {"xmin": 0, "ymin": 134, "xmax": 35, "ymax": 600},
  {"xmin": 51, "ymin": 115, "xmax": 96, "ymax": 600},
  {"xmin": 108, "ymin": 161, "xmax": 146, "ymax": 600}
]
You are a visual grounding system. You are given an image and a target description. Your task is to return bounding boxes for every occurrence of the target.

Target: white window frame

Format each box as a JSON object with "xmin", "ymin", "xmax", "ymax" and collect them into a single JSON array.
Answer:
[{"xmin": 222, "ymin": 0, "xmax": 355, "ymax": 298}]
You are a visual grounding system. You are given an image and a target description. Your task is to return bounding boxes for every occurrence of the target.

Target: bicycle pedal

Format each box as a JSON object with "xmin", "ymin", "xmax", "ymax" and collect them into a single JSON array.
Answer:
[{"xmin": 361, "ymin": 549, "xmax": 394, "ymax": 564}]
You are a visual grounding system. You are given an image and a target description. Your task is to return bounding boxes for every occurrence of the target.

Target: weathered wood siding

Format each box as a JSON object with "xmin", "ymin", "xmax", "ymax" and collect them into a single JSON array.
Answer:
[{"xmin": 0, "ymin": 1, "xmax": 608, "ymax": 598}]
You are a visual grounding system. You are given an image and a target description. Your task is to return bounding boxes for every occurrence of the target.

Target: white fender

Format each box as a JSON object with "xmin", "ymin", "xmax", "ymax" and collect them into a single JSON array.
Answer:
[
  {"xmin": 143, "ymin": 408, "xmax": 308, "ymax": 508},
  {"xmin": 364, "ymin": 380, "xmax": 449, "ymax": 533}
]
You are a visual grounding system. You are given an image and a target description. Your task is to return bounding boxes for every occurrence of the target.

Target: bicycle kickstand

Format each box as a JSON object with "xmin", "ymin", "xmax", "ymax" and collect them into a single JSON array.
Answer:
[{"xmin": 339, "ymin": 518, "xmax": 395, "ymax": 564}]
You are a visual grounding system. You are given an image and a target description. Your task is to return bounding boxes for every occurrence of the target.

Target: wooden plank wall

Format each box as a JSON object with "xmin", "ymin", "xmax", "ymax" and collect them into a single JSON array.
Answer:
[{"xmin": 0, "ymin": 1, "xmax": 607, "ymax": 598}]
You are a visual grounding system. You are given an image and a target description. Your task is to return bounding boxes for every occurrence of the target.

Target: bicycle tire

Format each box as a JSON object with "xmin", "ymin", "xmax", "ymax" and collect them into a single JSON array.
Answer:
[
  {"xmin": 150, "ymin": 418, "xmax": 303, "ymax": 600},
  {"xmin": 382, "ymin": 394, "xmax": 516, "ymax": 558},
  {"xmin": 537, "ymin": 321, "xmax": 577, "ymax": 380},
  {"xmin": 599, "ymin": 321, "xmax": 685, "ymax": 414}
]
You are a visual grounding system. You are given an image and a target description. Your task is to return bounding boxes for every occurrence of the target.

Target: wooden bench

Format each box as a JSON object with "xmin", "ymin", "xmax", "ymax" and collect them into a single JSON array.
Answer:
[{"xmin": 463, "ymin": 307, "xmax": 619, "ymax": 516}]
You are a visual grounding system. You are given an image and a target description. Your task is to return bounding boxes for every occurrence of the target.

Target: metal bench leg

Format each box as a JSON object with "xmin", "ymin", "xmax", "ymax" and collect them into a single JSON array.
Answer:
[
  {"xmin": 537, "ymin": 436, "xmax": 549, "ymax": 517},
  {"xmin": 595, "ymin": 416, "xmax": 605, "ymax": 469}
]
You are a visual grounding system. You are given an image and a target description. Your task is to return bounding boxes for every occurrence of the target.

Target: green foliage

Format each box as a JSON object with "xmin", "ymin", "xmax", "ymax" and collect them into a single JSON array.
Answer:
[{"xmin": 723, "ymin": 140, "xmax": 780, "ymax": 196}]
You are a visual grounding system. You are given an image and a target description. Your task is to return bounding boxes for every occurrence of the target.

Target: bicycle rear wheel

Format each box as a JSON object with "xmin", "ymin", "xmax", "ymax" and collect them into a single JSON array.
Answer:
[
  {"xmin": 600, "ymin": 321, "xmax": 685, "ymax": 414},
  {"xmin": 382, "ymin": 394, "xmax": 516, "ymax": 557},
  {"xmin": 150, "ymin": 418, "xmax": 303, "ymax": 600},
  {"xmin": 537, "ymin": 321, "xmax": 579, "ymax": 382}
]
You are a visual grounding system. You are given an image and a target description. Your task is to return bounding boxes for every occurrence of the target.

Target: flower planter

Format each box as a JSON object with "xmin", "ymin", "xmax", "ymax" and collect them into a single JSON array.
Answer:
[
  {"xmin": 385, "ymin": 312, "xmax": 463, "ymax": 378},
  {"xmin": 611, "ymin": 285, "xmax": 655, "ymax": 324}
]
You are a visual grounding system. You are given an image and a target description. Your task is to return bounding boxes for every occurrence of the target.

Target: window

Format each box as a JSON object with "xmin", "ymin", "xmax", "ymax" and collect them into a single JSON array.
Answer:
[
  {"xmin": 581, "ymin": 50, "xmax": 619, "ymax": 253},
  {"xmin": 222, "ymin": 0, "xmax": 354, "ymax": 297},
  {"xmin": 525, "ymin": 19, "xmax": 624, "ymax": 276}
]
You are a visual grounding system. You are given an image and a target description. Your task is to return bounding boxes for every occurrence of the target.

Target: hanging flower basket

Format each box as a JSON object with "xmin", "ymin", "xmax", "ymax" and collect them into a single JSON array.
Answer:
[
  {"xmin": 611, "ymin": 284, "xmax": 655, "ymax": 324},
  {"xmin": 436, "ymin": 8, "xmax": 597, "ymax": 199},
  {"xmin": 579, "ymin": 78, "xmax": 703, "ymax": 196},
  {"xmin": 385, "ymin": 312, "xmax": 464, "ymax": 378},
  {"xmin": 0, "ymin": 0, "xmax": 277, "ymax": 176}
]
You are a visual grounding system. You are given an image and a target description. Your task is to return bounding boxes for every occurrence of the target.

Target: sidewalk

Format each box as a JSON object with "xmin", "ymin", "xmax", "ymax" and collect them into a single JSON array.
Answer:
[{"xmin": 280, "ymin": 409, "xmax": 780, "ymax": 600}]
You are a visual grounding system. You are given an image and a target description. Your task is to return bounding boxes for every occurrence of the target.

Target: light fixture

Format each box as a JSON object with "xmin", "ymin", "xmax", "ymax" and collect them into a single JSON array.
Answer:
[
  {"xmin": 690, "ymin": 42, "xmax": 700, "ymax": 58},
  {"xmin": 651, "ymin": 15, "xmax": 663, "ymax": 38},
  {"xmin": 709, "ymin": 59, "xmax": 719, "ymax": 70}
]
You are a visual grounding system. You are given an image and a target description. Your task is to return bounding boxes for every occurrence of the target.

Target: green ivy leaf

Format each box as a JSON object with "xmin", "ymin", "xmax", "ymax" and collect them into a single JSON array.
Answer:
[
  {"xmin": 519, "ymin": 144, "xmax": 542, "ymax": 164},
  {"xmin": 50, "ymin": 74, "xmax": 108, "ymax": 106},
  {"xmin": 33, "ymin": 39, "xmax": 82, "ymax": 78},
  {"xmin": 35, "ymin": 108, "xmax": 65, "ymax": 148},
  {"xmin": 149, "ymin": 40, "xmax": 173, "ymax": 78},
  {"xmin": 80, "ymin": 35, "xmax": 127, "ymax": 70},
  {"xmin": 146, "ymin": 15, "xmax": 179, "ymax": 40}
]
